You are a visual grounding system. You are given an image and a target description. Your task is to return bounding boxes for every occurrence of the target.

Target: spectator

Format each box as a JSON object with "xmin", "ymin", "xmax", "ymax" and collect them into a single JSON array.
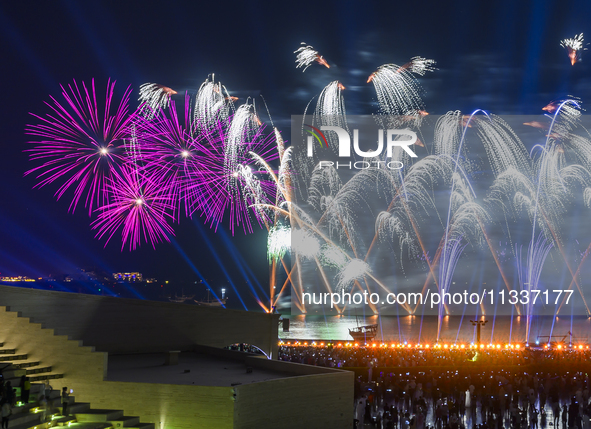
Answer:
[
  {"xmin": 20, "ymin": 376, "xmax": 30, "ymax": 404},
  {"xmin": 4, "ymin": 382, "xmax": 14, "ymax": 407},
  {"xmin": 61, "ymin": 387, "xmax": 70, "ymax": 417},
  {"xmin": 39, "ymin": 395, "xmax": 47, "ymax": 423},
  {"xmin": 0, "ymin": 399, "xmax": 10, "ymax": 429}
]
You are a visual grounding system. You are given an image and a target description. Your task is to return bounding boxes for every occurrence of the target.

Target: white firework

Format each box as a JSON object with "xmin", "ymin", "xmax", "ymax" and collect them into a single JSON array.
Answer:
[
  {"xmin": 474, "ymin": 115, "xmax": 532, "ymax": 178},
  {"xmin": 311, "ymin": 81, "xmax": 348, "ymax": 152},
  {"xmin": 291, "ymin": 228, "xmax": 321, "ymax": 260},
  {"xmin": 193, "ymin": 76, "xmax": 233, "ymax": 132},
  {"xmin": 267, "ymin": 225, "xmax": 291, "ymax": 263},
  {"xmin": 336, "ymin": 259, "xmax": 371, "ymax": 292},
  {"xmin": 308, "ymin": 162, "xmax": 342, "ymax": 210},
  {"xmin": 237, "ymin": 163, "xmax": 269, "ymax": 223},
  {"xmin": 368, "ymin": 63, "xmax": 428, "ymax": 115},
  {"xmin": 561, "ymin": 33, "xmax": 587, "ymax": 65},
  {"xmin": 320, "ymin": 244, "xmax": 349, "ymax": 269},
  {"xmin": 561, "ymin": 33, "xmax": 585, "ymax": 51},
  {"xmin": 376, "ymin": 211, "xmax": 418, "ymax": 258},
  {"xmin": 138, "ymin": 83, "xmax": 177, "ymax": 119},
  {"xmin": 584, "ymin": 188, "xmax": 591, "ymax": 209},
  {"xmin": 294, "ymin": 43, "xmax": 330, "ymax": 71},
  {"xmin": 407, "ymin": 56, "xmax": 437, "ymax": 76},
  {"xmin": 224, "ymin": 104, "xmax": 260, "ymax": 186}
]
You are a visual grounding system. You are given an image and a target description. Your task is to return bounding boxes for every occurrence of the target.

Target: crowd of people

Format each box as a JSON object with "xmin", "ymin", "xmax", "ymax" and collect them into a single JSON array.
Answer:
[
  {"xmin": 278, "ymin": 345, "xmax": 591, "ymax": 369},
  {"xmin": 0, "ymin": 374, "xmax": 71, "ymax": 427},
  {"xmin": 352, "ymin": 368, "xmax": 591, "ymax": 429},
  {"xmin": 279, "ymin": 344, "xmax": 591, "ymax": 428}
]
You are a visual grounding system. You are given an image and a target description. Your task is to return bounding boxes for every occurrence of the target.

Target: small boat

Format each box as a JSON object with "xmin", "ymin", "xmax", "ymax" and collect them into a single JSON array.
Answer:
[
  {"xmin": 194, "ymin": 297, "xmax": 227, "ymax": 307},
  {"xmin": 168, "ymin": 289, "xmax": 194, "ymax": 303},
  {"xmin": 194, "ymin": 288, "xmax": 227, "ymax": 307},
  {"xmin": 348, "ymin": 324, "xmax": 378, "ymax": 342}
]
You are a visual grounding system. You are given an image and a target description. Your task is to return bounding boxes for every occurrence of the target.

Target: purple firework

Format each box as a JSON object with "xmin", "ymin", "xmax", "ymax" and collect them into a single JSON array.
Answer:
[
  {"xmin": 92, "ymin": 165, "xmax": 175, "ymax": 250},
  {"xmin": 132, "ymin": 93, "xmax": 222, "ymax": 221},
  {"xmin": 134, "ymin": 92, "xmax": 278, "ymax": 234},
  {"xmin": 25, "ymin": 79, "xmax": 134, "ymax": 215}
]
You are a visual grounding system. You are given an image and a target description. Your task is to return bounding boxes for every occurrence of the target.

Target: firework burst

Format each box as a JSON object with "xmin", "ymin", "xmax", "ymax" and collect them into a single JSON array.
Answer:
[
  {"xmin": 294, "ymin": 43, "xmax": 330, "ymax": 71},
  {"xmin": 135, "ymin": 92, "xmax": 277, "ymax": 234},
  {"xmin": 368, "ymin": 62, "xmax": 431, "ymax": 115},
  {"xmin": 320, "ymin": 244, "xmax": 349, "ymax": 269},
  {"xmin": 92, "ymin": 166, "xmax": 175, "ymax": 250},
  {"xmin": 561, "ymin": 33, "xmax": 587, "ymax": 65},
  {"xmin": 138, "ymin": 83, "xmax": 177, "ymax": 118},
  {"xmin": 214, "ymin": 104, "xmax": 278, "ymax": 234},
  {"xmin": 133, "ymin": 94, "xmax": 215, "ymax": 220},
  {"xmin": 26, "ymin": 78, "xmax": 134, "ymax": 215},
  {"xmin": 267, "ymin": 225, "xmax": 291, "ymax": 263},
  {"xmin": 398, "ymin": 56, "xmax": 437, "ymax": 75},
  {"xmin": 291, "ymin": 228, "xmax": 320, "ymax": 260},
  {"xmin": 336, "ymin": 258, "xmax": 372, "ymax": 292},
  {"xmin": 193, "ymin": 76, "xmax": 234, "ymax": 132}
]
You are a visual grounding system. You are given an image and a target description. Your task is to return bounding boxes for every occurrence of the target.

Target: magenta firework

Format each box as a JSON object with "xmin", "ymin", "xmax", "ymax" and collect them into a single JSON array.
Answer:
[
  {"xmin": 132, "ymin": 93, "xmax": 213, "ymax": 222},
  {"xmin": 133, "ymin": 91, "xmax": 278, "ymax": 234},
  {"xmin": 92, "ymin": 165, "xmax": 175, "ymax": 251},
  {"xmin": 25, "ymin": 79, "xmax": 134, "ymax": 216},
  {"xmin": 26, "ymin": 77, "xmax": 281, "ymax": 248}
]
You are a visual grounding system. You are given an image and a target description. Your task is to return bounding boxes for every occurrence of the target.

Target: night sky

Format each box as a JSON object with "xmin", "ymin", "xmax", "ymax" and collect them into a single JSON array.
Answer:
[{"xmin": 2, "ymin": 0, "xmax": 591, "ymax": 309}]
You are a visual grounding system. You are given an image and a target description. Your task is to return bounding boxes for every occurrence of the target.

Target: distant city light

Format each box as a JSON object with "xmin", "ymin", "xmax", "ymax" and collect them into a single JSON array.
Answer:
[
  {"xmin": 0, "ymin": 276, "xmax": 36, "ymax": 282},
  {"xmin": 112, "ymin": 272, "xmax": 143, "ymax": 282}
]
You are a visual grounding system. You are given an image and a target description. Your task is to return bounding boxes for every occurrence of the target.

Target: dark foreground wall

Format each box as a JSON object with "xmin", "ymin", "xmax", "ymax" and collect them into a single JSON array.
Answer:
[
  {"xmin": 0, "ymin": 285, "xmax": 279, "ymax": 357},
  {"xmin": 0, "ymin": 308, "xmax": 352, "ymax": 429}
]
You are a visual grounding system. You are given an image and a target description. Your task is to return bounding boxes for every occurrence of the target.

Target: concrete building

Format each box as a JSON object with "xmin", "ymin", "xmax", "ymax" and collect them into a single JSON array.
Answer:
[{"xmin": 0, "ymin": 285, "xmax": 353, "ymax": 428}]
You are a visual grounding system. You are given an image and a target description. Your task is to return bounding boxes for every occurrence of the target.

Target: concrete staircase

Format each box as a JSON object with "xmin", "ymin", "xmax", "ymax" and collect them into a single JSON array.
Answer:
[
  {"xmin": 5, "ymin": 400, "xmax": 156, "ymax": 429},
  {"xmin": 0, "ymin": 309, "xmax": 155, "ymax": 429}
]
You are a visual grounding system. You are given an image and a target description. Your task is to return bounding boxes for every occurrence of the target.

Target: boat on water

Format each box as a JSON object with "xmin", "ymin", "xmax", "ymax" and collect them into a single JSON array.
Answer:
[
  {"xmin": 168, "ymin": 293, "xmax": 194, "ymax": 303},
  {"xmin": 348, "ymin": 324, "xmax": 378, "ymax": 342},
  {"xmin": 194, "ymin": 297, "xmax": 227, "ymax": 307},
  {"xmin": 194, "ymin": 288, "xmax": 227, "ymax": 307}
]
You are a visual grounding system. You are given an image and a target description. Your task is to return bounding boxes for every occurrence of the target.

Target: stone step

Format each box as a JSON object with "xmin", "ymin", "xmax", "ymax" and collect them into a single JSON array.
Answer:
[
  {"xmin": 67, "ymin": 402, "xmax": 92, "ymax": 414},
  {"xmin": 128, "ymin": 424, "xmax": 155, "ymax": 429},
  {"xmin": 3, "ymin": 367, "xmax": 26, "ymax": 379},
  {"xmin": 30, "ymin": 383, "xmax": 60, "ymax": 392},
  {"xmin": 6, "ymin": 408, "xmax": 42, "ymax": 427},
  {"xmin": 110, "ymin": 415, "xmax": 140, "ymax": 427},
  {"xmin": 68, "ymin": 423, "xmax": 113, "ymax": 429},
  {"xmin": 30, "ymin": 391, "xmax": 61, "ymax": 404},
  {"xmin": 0, "ymin": 348, "xmax": 16, "ymax": 354},
  {"xmin": 10, "ymin": 402, "xmax": 37, "ymax": 416},
  {"xmin": 76, "ymin": 409, "xmax": 125, "ymax": 422},
  {"xmin": 0, "ymin": 353, "xmax": 28, "ymax": 361},
  {"xmin": 7, "ymin": 419, "xmax": 49, "ymax": 429},
  {"xmin": 29, "ymin": 372, "xmax": 64, "ymax": 382},
  {"xmin": 11, "ymin": 360, "xmax": 41, "ymax": 369},
  {"xmin": 26, "ymin": 365, "xmax": 52, "ymax": 375},
  {"xmin": 4, "ymin": 376, "xmax": 24, "ymax": 388},
  {"xmin": 53, "ymin": 415, "xmax": 78, "ymax": 426}
]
